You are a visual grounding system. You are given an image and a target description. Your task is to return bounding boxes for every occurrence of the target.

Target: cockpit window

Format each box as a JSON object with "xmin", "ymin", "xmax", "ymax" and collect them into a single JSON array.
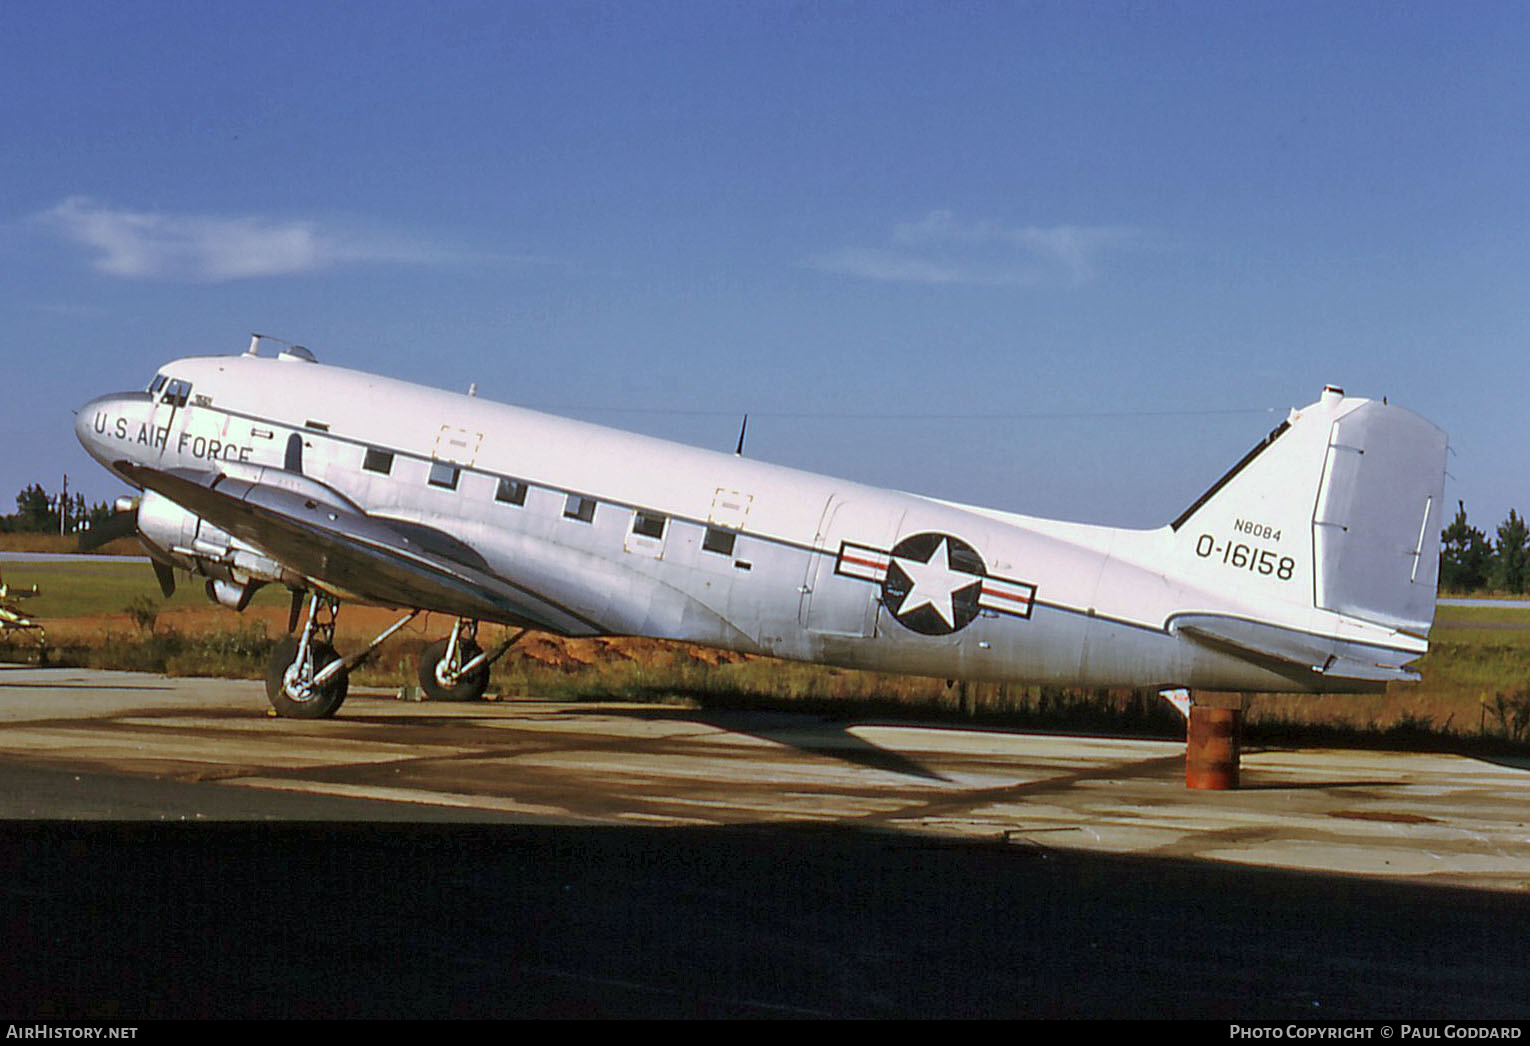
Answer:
[
  {"xmin": 147, "ymin": 374, "xmax": 167, "ymax": 395},
  {"xmin": 159, "ymin": 378, "xmax": 192, "ymax": 408}
]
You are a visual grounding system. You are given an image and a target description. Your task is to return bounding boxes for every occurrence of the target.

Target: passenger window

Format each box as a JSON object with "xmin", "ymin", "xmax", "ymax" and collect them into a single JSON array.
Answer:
[
  {"xmin": 428, "ymin": 461, "xmax": 460, "ymax": 489},
  {"xmin": 495, "ymin": 477, "xmax": 528, "ymax": 506},
  {"xmin": 702, "ymin": 527, "xmax": 736, "ymax": 556},
  {"xmin": 363, "ymin": 448, "xmax": 393, "ymax": 475},
  {"xmin": 632, "ymin": 511, "xmax": 666, "ymax": 540},
  {"xmin": 564, "ymin": 495, "xmax": 596, "ymax": 523}
]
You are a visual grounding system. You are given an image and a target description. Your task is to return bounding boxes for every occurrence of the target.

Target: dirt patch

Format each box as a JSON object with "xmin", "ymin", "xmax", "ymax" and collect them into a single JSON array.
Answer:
[
  {"xmin": 1328, "ymin": 810, "xmax": 1438, "ymax": 825},
  {"xmin": 16, "ymin": 599, "xmax": 755, "ymax": 678}
]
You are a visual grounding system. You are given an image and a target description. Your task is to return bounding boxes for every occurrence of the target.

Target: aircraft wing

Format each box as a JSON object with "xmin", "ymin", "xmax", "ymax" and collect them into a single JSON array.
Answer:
[{"xmin": 115, "ymin": 461, "xmax": 596, "ymax": 632}]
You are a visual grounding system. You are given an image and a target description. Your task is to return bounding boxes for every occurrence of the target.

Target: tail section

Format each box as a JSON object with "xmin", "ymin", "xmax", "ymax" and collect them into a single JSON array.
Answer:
[
  {"xmin": 1310, "ymin": 398, "xmax": 1448, "ymax": 633},
  {"xmin": 1172, "ymin": 386, "xmax": 1447, "ymax": 636}
]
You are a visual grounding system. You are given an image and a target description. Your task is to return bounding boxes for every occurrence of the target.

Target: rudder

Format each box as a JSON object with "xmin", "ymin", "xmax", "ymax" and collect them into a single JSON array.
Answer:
[{"xmin": 1311, "ymin": 399, "xmax": 1447, "ymax": 633}]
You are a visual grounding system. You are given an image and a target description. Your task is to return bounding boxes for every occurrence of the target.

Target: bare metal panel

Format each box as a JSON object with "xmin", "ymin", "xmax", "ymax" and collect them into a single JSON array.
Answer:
[{"xmin": 1311, "ymin": 402, "xmax": 1447, "ymax": 633}]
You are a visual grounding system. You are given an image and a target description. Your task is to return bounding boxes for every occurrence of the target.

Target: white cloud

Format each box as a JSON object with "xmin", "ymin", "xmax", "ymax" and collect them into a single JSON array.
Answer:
[
  {"xmin": 806, "ymin": 210, "xmax": 1141, "ymax": 287},
  {"xmin": 36, "ymin": 197, "xmax": 456, "ymax": 282}
]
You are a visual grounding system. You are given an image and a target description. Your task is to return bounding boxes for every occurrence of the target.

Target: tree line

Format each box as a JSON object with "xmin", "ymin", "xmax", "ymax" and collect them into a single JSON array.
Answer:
[
  {"xmin": 1439, "ymin": 502, "xmax": 1529, "ymax": 594},
  {"xmin": 1, "ymin": 482, "xmax": 113, "ymax": 536}
]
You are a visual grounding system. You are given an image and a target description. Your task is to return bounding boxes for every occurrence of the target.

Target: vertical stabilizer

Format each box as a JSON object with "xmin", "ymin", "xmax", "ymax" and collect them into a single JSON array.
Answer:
[{"xmin": 1172, "ymin": 388, "xmax": 1447, "ymax": 635}]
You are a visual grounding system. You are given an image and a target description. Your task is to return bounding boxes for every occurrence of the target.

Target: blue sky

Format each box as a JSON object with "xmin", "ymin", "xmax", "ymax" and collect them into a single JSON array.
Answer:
[{"xmin": 3, "ymin": 1, "xmax": 1527, "ymax": 532}]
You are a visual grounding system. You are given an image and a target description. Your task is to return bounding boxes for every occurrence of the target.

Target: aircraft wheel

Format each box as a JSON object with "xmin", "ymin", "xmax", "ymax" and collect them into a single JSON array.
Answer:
[
  {"xmin": 265, "ymin": 637, "xmax": 349, "ymax": 718},
  {"xmin": 418, "ymin": 638, "xmax": 490, "ymax": 702}
]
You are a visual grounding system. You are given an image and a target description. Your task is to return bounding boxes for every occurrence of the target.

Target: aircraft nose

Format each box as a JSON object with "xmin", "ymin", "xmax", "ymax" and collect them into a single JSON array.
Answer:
[
  {"xmin": 75, "ymin": 395, "xmax": 107, "ymax": 450},
  {"xmin": 75, "ymin": 393, "xmax": 132, "ymax": 465}
]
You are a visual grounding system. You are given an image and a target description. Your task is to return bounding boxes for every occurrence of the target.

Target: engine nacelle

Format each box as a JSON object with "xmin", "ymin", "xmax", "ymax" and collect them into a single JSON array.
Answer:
[
  {"xmin": 137, "ymin": 489, "xmax": 230, "ymax": 567},
  {"xmin": 205, "ymin": 578, "xmax": 260, "ymax": 611},
  {"xmin": 136, "ymin": 490, "xmax": 300, "ymax": 600}
]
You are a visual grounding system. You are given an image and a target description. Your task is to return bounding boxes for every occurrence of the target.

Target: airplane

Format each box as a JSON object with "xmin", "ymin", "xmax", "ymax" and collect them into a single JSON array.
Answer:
[
  {"xmin": 74, "ymin": 335, "xmax": 1448, "ymax": 720},
  {"xmin": 0, "ymin": 569, "xmax": 45, "ymax": 650}
]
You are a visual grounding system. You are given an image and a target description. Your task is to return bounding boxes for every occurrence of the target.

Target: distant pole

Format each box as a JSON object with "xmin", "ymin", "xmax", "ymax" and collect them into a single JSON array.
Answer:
[{"xmin": 59, "ymin": 473, "xmax": 67, "ymax": 536}]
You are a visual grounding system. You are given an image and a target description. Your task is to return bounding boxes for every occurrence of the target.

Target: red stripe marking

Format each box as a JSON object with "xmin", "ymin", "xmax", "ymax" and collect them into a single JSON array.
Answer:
[{"xmin": 981, "ymin": 586, "xmax": 1033, "ymax": 604}]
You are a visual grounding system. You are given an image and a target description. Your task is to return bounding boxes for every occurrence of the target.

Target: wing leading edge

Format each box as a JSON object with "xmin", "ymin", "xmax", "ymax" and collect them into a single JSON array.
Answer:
[{"xmin": 116, "ymin": 461, "xmax": 606, "ymax": 634}]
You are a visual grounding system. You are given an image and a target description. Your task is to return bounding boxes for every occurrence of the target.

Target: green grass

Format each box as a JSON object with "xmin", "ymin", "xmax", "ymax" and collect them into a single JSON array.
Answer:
[{"xmin": 1, "ymin": 559, "xmax": 288, "ymax": 619}]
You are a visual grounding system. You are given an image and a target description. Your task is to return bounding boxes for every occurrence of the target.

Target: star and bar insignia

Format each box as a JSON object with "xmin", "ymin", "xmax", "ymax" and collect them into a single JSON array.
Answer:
[{"xmin": 834, "ymin": 531, "xmax": 1037, "ymax": 636}]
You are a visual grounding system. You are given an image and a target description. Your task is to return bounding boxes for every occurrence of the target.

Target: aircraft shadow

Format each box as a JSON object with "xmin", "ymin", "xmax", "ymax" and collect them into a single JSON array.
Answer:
[
  {"xmin": 615, "ymin": 704, "xmax": 953, "ymax": 782},
  {"xmin": 372, "ymin": 701, "xmax": 952, "ymax": 782}
]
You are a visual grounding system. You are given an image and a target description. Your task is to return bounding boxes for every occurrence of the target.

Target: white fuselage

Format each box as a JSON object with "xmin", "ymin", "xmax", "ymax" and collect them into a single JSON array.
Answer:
[{"xmin": 76, "ymin": 352, "xmax": 1431, "ymax": 693}]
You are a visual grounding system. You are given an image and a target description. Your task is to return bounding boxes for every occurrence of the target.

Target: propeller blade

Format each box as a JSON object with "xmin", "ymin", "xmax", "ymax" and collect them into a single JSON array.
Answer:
[
  {"xmin": 151, "ymin": 559, "xmax": 176, "ymax": 598},
  {"xmin": 78, "ymin": 509, "xmax": 139, "ymax": 552}
]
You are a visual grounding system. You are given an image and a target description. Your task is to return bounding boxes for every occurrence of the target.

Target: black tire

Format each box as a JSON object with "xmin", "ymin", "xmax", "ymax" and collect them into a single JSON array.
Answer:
[
  {"xmin": 265, "ymin": 636, "xmax": 349, "ymax": 718},
  {"xmin": 417, "ymin": 637, "xmax": 490, "ymax": 701}
]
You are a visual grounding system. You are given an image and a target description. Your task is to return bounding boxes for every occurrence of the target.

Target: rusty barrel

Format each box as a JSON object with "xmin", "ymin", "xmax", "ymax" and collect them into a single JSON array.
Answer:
[{"xmin": 1186, "ymin": 706, "xmax": 1241, "ymax": 790}]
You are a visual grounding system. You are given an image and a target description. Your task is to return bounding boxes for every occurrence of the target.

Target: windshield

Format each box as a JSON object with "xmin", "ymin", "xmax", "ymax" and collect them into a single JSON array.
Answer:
[{"xmin": 158, "ymin": 377, "xmax": 191, "ymax": 408}]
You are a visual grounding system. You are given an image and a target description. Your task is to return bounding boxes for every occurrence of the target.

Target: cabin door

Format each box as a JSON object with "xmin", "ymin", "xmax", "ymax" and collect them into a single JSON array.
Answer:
[{"xmin": 798, "ymin": 495, "xmax": 904, "ymax": 637}]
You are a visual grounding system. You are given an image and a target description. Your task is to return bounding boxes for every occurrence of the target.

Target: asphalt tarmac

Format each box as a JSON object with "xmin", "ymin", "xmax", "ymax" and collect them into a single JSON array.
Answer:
[{"xmin": 3, "ymin": 664, "xmax": 1530, "ymax": 1019}]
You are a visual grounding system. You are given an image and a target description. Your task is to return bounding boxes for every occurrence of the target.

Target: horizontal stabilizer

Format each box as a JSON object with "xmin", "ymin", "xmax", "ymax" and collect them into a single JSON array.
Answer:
[{"xmin": 1171, "ymin": 613, "xmax": 1424, "ymax": 687}]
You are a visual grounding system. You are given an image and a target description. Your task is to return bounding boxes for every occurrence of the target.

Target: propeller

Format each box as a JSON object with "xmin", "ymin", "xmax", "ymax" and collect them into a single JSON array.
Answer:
[
  {"xmin": 150, "ymin": 559, "xmax": 176, "ymax": 598},
  {"xmin": 77, "ymin": 505, "xmax": 139, "ymax": 552},
  {"xmin": 77, "ymin": 496, "xmax": 176, "ymax": 597}
]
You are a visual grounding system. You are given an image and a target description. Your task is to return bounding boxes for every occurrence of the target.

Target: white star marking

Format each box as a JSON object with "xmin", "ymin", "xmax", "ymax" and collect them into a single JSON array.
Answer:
[{"xmin": 891, "ymin": 537, "xmax": 979, "ymax": 628}]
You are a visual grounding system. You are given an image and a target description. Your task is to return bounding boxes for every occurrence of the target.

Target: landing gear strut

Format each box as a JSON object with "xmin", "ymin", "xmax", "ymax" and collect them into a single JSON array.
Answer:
[
  {"xmin": 263, "ymin": 599, "xmax": 524, "ymax": 715},
  {"xmin": 417, "ymin": 619, "xmax": 526, "ymax": 702},
  {"xmin": 266, "ymin": 595, "xmax": 348, "ymax": 718},
  {"xmin": 265, "ymin": 594, "xmax": 421, "ymax": 718}
]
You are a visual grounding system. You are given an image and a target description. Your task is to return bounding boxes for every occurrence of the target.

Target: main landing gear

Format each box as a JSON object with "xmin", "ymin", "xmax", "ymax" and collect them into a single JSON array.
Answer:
[
  {"xmin": 265, "ymin": 595, "xmax": 349, "ymax": 719},
  {"xmin": 263, "ymin": 593, "xmax": 526, "ymax": 718},
  {"xmin": 416, "ymin": 618, "xmax": 530, "ymax": 701},
  {"xmin": 418, "ymin": 619, "xmax": 486, "ymax": 701}
]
